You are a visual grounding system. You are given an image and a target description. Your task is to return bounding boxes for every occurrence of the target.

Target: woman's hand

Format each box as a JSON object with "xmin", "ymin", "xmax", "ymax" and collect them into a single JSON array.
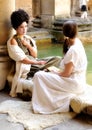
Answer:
[
  {"xmin": 22, "ymin": 39, "xmax": 30, "ymax": 48},
  {"xmin": 36, "ymin": 60, "xmax": 47, "ymax": 65},
  {"xmin": 22, "ymin": 39, "xmax": 37, "ymax": 58},
  {"xmin": 50, "ymin": 70, "xmax": 60, "ymax": 74}
]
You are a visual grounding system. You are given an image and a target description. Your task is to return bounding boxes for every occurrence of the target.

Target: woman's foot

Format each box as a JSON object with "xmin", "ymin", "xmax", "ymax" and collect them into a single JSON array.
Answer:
[{"xmin": 9, "ymin": 91, "xmax": 17, "ymax": 97}]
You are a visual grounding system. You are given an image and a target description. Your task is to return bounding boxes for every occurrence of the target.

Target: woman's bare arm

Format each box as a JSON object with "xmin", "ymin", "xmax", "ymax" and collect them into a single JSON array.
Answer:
[
  {"xmin": 10, "ymin": 38, "xmax": 46, "ymax": 65},
  {"xmin": 50, "ymin": 62, "xmax": 74, "ymax": 77}
]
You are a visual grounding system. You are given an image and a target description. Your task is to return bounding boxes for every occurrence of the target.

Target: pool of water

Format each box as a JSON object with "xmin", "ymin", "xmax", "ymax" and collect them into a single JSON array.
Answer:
[{"xmin": 37, "ymin": 42, "xmax": 92, "ymax": 85}]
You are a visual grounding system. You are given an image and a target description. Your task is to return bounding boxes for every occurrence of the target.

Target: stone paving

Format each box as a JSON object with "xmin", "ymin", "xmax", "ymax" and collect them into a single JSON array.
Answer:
[
  {"xmin": 0, "ymin": 91, "xmax": 24, "ymax": 130},
  {"xmin": 0, "ymin": 90, "xmax": 92, "ymax": 130}
]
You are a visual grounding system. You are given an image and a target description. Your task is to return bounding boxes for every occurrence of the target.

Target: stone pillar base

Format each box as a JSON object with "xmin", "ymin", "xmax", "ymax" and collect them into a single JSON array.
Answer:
[{"xmin": 0, "ymin": 56, "xmax": 12, "ymax": 90}]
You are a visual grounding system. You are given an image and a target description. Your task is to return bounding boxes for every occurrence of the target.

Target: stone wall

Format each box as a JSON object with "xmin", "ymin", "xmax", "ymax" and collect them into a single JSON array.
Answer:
[
  {"xmin": 16, "ymin": 0, "xmax": 32, "ymax": 17},
  {"xmin": 55, "ymin": 0, "xmax": 71, "ymax": 18}
]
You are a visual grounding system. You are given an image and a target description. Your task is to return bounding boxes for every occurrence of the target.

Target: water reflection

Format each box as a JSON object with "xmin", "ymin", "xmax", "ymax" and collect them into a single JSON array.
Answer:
[
  {"xmin": 37, "ymin": 43, "xmax": 92, "ymax": 85},
  {"xmin": 84, "ymin": 43, "xmax": 92, "ymax": 85}
]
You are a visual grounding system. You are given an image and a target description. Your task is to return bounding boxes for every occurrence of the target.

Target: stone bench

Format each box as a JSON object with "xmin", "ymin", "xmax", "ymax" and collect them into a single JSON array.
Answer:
[{"xmin": 70, "ymin": 85, "xmax": 92, "ymax": 116}]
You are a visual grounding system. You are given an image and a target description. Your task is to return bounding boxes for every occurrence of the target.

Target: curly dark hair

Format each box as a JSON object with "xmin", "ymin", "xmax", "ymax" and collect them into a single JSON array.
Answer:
[
  {"xmin": 10, "ymin": 9, "xmax": 29, "ymax": 29},
  {"xmin": 63, "ymin": 20, "xmax": 78, "ymax": 38}
]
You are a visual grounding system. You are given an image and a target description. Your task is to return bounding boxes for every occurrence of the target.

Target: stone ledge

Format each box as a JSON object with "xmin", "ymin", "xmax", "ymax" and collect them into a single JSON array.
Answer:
[{"xmin": 52, "ymin": 17, "xmax": 92, "ymax": 32}]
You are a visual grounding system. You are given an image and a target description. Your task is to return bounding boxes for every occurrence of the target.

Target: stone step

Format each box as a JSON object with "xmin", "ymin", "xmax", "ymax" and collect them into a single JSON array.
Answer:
[
  {"xmin": 27, "ymin": 30, "xmax": 49, "ymax": 37},
  {"xmin": 27, "ymin": 29, "xmax": 53, "ymax": 44}
]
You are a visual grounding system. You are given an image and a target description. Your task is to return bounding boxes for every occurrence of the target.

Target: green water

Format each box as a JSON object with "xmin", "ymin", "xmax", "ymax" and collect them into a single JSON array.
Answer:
[
  {"xmin": 37, "ymin": 42, "xmax": 92, "ymax": 85},
  {"xmin": 84, "ymin": 43, "xmax": 92, "ymax": 85}
]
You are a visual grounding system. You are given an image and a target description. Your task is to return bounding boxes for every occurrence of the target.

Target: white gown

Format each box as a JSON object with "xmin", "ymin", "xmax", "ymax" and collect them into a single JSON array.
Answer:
[
  {"xmin": 7, "ymin": 36, "xmax": 36, "ymax": 97},
  {"xmin": 32, "ymin": 38, "xmax": 88, "ymax": 114}
]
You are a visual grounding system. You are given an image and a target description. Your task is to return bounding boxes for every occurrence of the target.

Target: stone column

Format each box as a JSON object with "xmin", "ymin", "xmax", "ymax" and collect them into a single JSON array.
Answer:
[
  {"xmin": 0, "ymin": 0, "xmax": 15, "ymax": 90},
  {"xmin": 71, "ymin": 0, "xmax": 80, "ymax": 17},
  {"xmin": 55, "ymin": 0, "xmax": 71, "ymax": 18},
  {"xmin": 40, "ymin": 0, "xmax": 54, "ymax": 28},
  {"xmin": 32, "ymin": 0, "xmax": 41, "ymax": 17}
]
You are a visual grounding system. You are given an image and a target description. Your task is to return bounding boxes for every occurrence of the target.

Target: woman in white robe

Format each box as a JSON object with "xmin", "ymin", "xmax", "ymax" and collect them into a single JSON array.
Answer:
[
  {"xmin": 7, "ymin": 36, "xmax": 36, "ymax": 97},
  {"xmin": 7, "ymin": 9, "xmax": 61, "ymax": 98},
  {"xmin": 32, "ymin": 20, "xmax": 88, "ymax": 114},
  {"xmin": 7, "ymin": 9, "xmax": 46, "ymax": 98}
]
